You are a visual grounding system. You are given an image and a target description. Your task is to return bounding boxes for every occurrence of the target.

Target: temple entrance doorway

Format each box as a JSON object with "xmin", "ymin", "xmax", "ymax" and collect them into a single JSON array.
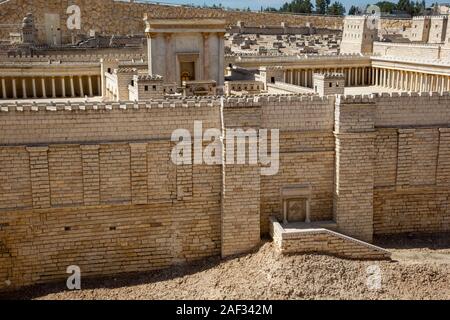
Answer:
[{"xmin": 180, "ymin": 62, "xmax": 195, "ymax": 82}]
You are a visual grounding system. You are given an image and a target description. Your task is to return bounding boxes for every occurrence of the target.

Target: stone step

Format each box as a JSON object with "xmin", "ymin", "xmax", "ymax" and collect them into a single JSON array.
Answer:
[{"xmin": 270, "ymin": 217, "xmax": 391, "ymax": 260}]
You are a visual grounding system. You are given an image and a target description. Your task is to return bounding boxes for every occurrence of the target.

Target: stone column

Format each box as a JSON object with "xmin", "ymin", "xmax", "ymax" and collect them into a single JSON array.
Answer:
[
  {"xmin": 70, "ymin": 76, "xmax": 75, "ymax": 97},
  {"xmin": 88, "ymin": 76, "xmax": 93, "ymax": 97},
  {"xmin": 440, "ymin": 76, "xmax": 445, "ymax": 94},
  {"xmin": 202, "ymin": 32, "xmax": 209, "ymax": 81},
  {"xmin": 165, "ymin": 33, "xmax": 174, "ymax": 82},
  {"xmin": 218, "ymin": 32, "xmax": 225, "ymax": 87},
  {"xmin": 41, "ymin": 78, "xmax": 47, "ymax": 98},
  {"xmin": 22, "ymin": 78, "xmax": 27, "ymax": 99},
  {"xmin": 51, "ymin": 77, "xmax": 56, "ymax": 98},
  {"xmin": 97, "ymin": 76, "xmax": 101, "ymax": 96},
  {"xmin": 32, "ymin": 78, "xmax": 37, "ymax": 98},
  {"xmin": 61, "ymin": 77, "xmax": 66, "ymax": 97},
  {"xmin": 290, "ymin": 69, "xmax": 294, "ymax": 84},
  {"xmin": 1, "ymin": 78, "xmax": 6, "ymax": 99},
  {"xmin": 304, "ymin": 69, "xmax": 308, "ymax": 86},
  {"xmin": 348, "ymin": 68, "xmax": 352, "ymax": 86},
  {"xmin": 12, "ymin": 78, "xmax": 17, "ymax": 99},
  {"xmin": 79, "ymin": 76, "xmax": 84, "ymax": 97},
  {"xmin": 375, "ymin": 68, "xmax": 378, "ymax": 86}
]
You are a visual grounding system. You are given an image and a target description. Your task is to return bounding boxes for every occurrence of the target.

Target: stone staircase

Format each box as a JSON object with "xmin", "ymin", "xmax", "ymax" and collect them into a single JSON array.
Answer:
[{"xmin": 270, "ymin": 217, "xmax": 391, "ymax": 260}]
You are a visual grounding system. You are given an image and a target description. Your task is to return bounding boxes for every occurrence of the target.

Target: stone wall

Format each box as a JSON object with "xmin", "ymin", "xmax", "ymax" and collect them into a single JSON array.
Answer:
[
  {"xmin": 270, "ymin": 218, "xmax": 391, "ymax": 260},
  {"xmin": 0, "ymin": 100, "xmax": 222, "ymax": 290},
  {"xmin": 373, "ymin": 42, "xmax": 442, "ymax": 60},
  {"xmin": 0, "ymin": 0, "xmax": 411, "ymax": 44},
  {"xmin": 343, "ymin": 93, "xmax": 450, "ymax": 236},
  {"xmin": 1, "ymin": 92, "xmax": 450, "ymax": 290}
]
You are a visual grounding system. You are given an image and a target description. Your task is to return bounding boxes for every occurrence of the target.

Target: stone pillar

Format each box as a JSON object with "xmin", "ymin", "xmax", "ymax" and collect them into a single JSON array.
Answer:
[
  {"xmin": 27, "ymin": 146, "xmax": 51, "ymax": 209},
  {"xmin": 348, "ymin": 68, "xmax": 352, "ymax": 86},
  {"xmin": 361, "ymin": 68, "xmax": 365, "ymax": 85},
  {"xmin": 70, "ymin": 76, "xmax": 75, "ymax": 97},
  {"xmin": 218, "ymin": 32, "xmax": 225, "ymax": 87},
  {"xmin": 78, "ymin": 76, "xmax": 84, "ymax": 97},
  {"xmin": 334, "ymin": 97, "xmax": 375, "ymax": 242},
  {"xmin": 51, "ymin": 77, "xmax": 56, "ymax": 98},
  {"xmin": 61, "ymin": 77, "xmax": 66, "ymax": 97},
  {"xmin": 88, "ymin": 76, "xmax": 93, "ymax": 97},
  {"xmin": 165, "ymin": 33, "xmax": 174, "ymax": 82},
  {"xmin": 81, "ymin": 145, "xmax": 100, "ymax": 206},
  {"xmin": 22, "ymin": 78, "xmax": 27, "ymax": 99},
  {"xmin": 41, "ymin": 78, "xmax": 47, "ymax": 98},
  {"xmin": 12, "ymin": 78, "xmax": 17, "ymax": 99},
  {"xmin": 290, "ymin": 69, "xmax": 294, "ymax": 84},
  {"xmin": 1, "ymin": 78, "xmax": 6, "ymax": 99},
  {"xmin": 130, "ymin": 143, "xmax": 148, "ymax": 205},
  {"xmin": 32, "ymin": 78, "xmax": 37, "ymax": 98},
  {"xmin": 419, "ymin": 73, "xmax": 424, "ymax": 91},
  {"xmin": 375, "ymin": 68, "xmax": 378, "ymax": 86},
  {"xmin": 304, "ymin": 69, "xmax": 308, "ymax": 86},
  {"xmin": 399, "ymin": 71, "xmax": 403, "ymax": 90},
  {"xmin": 202, "ymin": 32, "xmax": 209, "ymax": 81},
  {"xmin": 97, "ymin": 76, "xmax": 101, "ymax": 96}
]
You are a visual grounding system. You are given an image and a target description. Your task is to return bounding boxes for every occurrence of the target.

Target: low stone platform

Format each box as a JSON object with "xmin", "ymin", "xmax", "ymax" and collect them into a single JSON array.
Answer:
[{"xmin": 270, "ymin": 217, "xmax": 391, "ymax": 260}]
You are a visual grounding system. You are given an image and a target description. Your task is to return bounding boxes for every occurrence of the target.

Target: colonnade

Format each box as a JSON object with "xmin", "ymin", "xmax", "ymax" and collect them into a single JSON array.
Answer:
[
  {"xmin": 371, "ymin": 67, "xmax": 450, "ymax": 93},
  {"xmin": 283, "ymin": 66, "xmax": 450, "ymax": 93},
  {"xmin": 0, "ymin": 75, "xmax": 102, "ymax": 99},
  {"xmin": 283, "ymin": 66, "xmax": 372, "ymax": 88}
]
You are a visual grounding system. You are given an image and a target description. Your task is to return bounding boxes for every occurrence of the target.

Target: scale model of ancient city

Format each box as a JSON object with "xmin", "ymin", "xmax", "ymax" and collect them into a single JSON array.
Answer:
[{"xmin": 0, "ymin": 0, "xmax": 449, "ymax": 300}]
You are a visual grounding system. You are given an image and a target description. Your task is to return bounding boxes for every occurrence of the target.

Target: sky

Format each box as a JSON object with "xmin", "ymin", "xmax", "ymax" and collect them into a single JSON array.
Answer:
[{"xmin": 144, "ymin": 0, "xmax": 435, "ymax": 12}]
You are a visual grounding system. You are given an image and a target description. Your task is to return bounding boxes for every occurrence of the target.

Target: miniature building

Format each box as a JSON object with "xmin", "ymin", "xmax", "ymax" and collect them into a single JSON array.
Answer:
[
  {"xmin": 313, "ymin": 73, "xmax": 345, "ymax": 96},
  {"xmin": 128, "ymin": 74, "xmax": 164, "ymax": 100},
  {"xmin": 21, "ymin": 13, "xmax": 36, "ymax": 45},
  {"xmin": 182, "ymin": 80, "xmax": 217, "ymax": 96},
  {"xmin": 410, "ymin": 16, "xmax": 431, "ymax": 42},
  {"xmin": 340, "ymin": 16, "xmax": 377, "ymax": 55},
  {"xmin": 224, "ymin": 80, "xmax": 264, "ymax": 95},
  {"xmin": 145, "ymin": 18, "xmax": 226, "ymax": 91},
  {"xmin": 429, "ymin": 16, "xmax": 448, "ymax": 43}
]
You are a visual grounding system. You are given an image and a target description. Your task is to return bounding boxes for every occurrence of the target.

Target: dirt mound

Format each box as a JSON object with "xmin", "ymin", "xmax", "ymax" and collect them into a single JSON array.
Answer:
[{"xmin": 5, "ymin": 239, "xmax": 449, "ymax": 300}]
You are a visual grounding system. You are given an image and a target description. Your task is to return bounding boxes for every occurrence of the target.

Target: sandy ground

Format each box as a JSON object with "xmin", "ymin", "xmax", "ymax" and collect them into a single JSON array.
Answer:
[{"xmin": 2, "ymin": 233, "xmax": 449, "ymax": 300}]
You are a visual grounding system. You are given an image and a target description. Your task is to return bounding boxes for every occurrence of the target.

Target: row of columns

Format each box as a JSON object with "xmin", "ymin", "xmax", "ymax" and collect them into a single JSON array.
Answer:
[
  {"xmin": 283, "ymin": 66, "xmax": 450, "ymax": 93},
  {"xmin": 0, "ymin": 75, "xmax": 101, "ymax": 99},
  {"xmin": 284, "ymin": 66, "xmax": 372, "ymax": 88},
  {"xmin": 372, "ymin": 67, "xmax": 450, "ymax": 93}
]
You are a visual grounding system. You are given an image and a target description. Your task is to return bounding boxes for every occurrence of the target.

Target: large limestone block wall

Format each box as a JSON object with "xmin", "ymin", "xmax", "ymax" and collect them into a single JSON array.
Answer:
[
  {"xmin": 336, "ymin": 93, "xmax": 450, "ymax": 237},
  {"xmin": 222, "ymin": 96, "xmax": 336, "ymax": 235},
  {"xmin": 0, "ymin": 100, "xmax": 223, "ymax": 290},
  {"xmin": 373, "ymin": 42, "xmax": 442, "ymax": 60},
  {"xmin": 371, "ymin": 93, "xmax": 450, "ymax": 235}
]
